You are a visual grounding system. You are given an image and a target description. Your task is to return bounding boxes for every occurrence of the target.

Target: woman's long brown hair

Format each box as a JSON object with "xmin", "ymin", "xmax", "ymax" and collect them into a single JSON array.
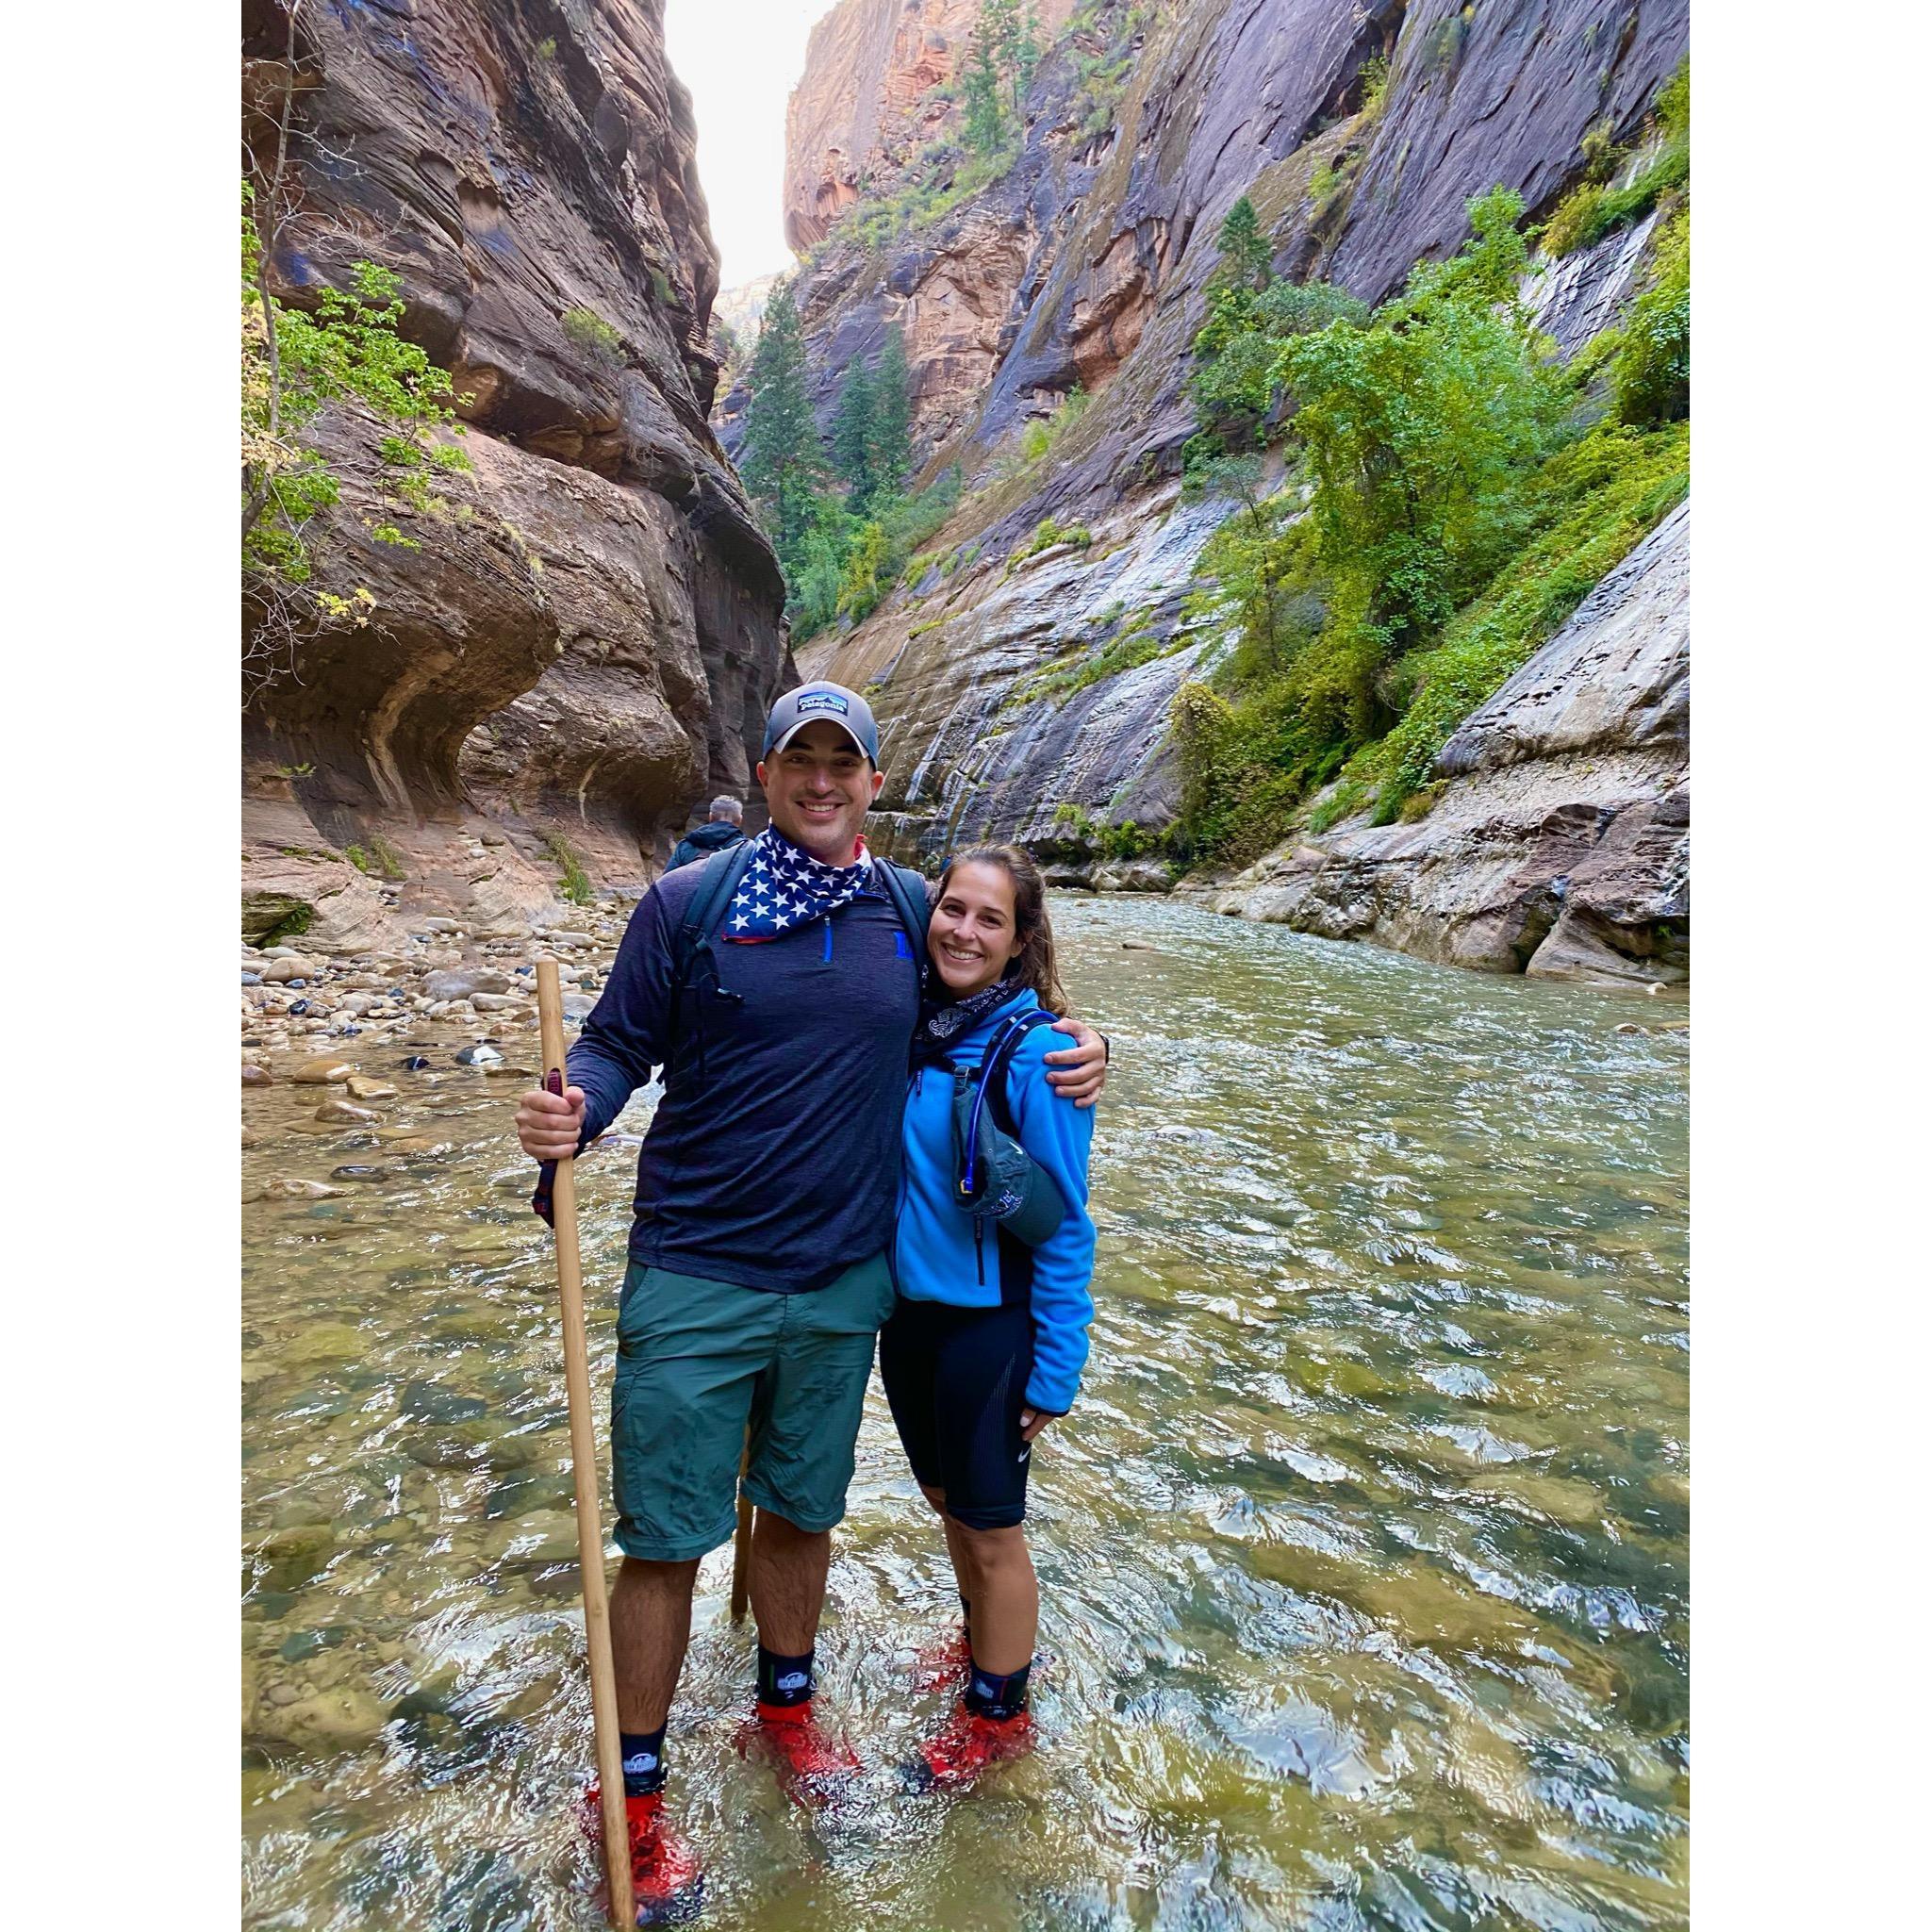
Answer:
[{"xmin": 935, "ymin": 843, "xmax": 1072, "ymax": 1016}]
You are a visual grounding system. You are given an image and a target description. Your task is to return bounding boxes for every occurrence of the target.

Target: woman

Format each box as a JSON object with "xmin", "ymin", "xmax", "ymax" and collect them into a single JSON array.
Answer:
[{"xmin": 883, "ymin": 844, "xmax": 1098, "ymax": 1791}]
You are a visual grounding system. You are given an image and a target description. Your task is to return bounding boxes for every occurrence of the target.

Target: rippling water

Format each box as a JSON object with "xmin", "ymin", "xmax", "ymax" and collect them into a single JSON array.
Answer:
[{"xmin": 242, "ymin": 899, "xmax": 1689, "ymax": 1931}]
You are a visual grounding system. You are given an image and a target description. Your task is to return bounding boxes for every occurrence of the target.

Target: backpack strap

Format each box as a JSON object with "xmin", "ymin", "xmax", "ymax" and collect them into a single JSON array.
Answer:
[
  {"xmin": 666, "ymin": 839, "xmax": 759, "ymax": 1049},
  {"xmin": 980, "ymin": 1008, "xmax": 1056, "ymax": 1140},
  {"xmin": 873, "ymin": 858, "xmax": 932, "ymax": 957}
]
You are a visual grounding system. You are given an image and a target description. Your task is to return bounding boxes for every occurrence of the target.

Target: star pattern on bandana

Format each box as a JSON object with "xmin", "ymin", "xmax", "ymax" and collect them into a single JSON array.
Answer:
[{"xmin": 724, "ymin": 828, "xmax": 872, "ymax": 940}]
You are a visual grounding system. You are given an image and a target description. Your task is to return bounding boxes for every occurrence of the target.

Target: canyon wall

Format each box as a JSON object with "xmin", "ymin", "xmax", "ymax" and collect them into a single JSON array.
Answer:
[
  {"xmin": 744, "ymin": 0, "xmax": 1690, "ymax": 984},
  {"xmin": 240, "ymin": 0, "xmax": 788, "ymax": 949}
]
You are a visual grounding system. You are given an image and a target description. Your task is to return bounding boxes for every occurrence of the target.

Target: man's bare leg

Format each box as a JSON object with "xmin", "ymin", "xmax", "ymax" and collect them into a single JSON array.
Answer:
[
  {"xmin": 746, "ymin": 1509, "xmax": 830, "ymax": 1655},
  {"xmin": 610, "ymin": 1555, "xmax": 701, "ymax": 1731}
]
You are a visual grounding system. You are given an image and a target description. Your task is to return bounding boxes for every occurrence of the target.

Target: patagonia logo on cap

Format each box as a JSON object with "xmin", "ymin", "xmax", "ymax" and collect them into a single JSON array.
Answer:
[{"xmin": 796, "ymin": 691, "xmax": 850, "ymax": 717}]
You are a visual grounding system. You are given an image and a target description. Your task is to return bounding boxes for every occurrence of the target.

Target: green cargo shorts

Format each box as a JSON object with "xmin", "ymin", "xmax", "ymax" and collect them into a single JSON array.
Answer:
[{"xmin": 609, "ymin": 1253, "xmax": 896, "ymax": 1562}]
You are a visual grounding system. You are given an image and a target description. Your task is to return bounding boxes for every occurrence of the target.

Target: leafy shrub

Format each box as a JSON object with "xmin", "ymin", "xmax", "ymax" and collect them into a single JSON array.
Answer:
[
  {"xmin": 1008, "ymin": 515, "xmax": 1093, "ymax": 569},
  {"xmin": 1541, "ymin": 59, "xmax": 1688, "ymax": 256},
  {"xmin": 1608, "ymin": 210, "xmax": 1690, "ymax": 425},
  {"xmin": 543, "ymin": 832, "xmax": 594, "ymax": 905},
  {"xmin": 241, "ymin": 190, "xmax": 464, "ymax": 603},
  {"xmin": 562, "ymin": 306, "xmax": 623, "ymax": 364}
]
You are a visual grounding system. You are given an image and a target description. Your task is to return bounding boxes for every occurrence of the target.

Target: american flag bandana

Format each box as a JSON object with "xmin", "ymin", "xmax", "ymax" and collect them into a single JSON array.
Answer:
[{"xmin": 724, "ymin": 826, "xmax": 874, "ymax": 941}]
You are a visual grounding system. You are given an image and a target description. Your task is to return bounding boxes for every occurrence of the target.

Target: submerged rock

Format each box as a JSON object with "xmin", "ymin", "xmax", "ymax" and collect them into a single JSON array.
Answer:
[
  {"xmin": 290, "ymin": 1056, "xmax": 354, "ymax": 1085},
  {"xmin": 314, "ymin": 1098, "xmax": 381, "ymax": 1125},
  {"xmin": 248, "ymin": 1178, "xmax": 348, "ymax": 1202}
]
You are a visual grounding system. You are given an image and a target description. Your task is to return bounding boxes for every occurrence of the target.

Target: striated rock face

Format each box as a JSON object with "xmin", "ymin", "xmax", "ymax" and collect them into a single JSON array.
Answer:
[
  {"xmin": 756, "ymin": 0, "xmax": 1688, "ymax": 982},
  {"xmin": 240, "ymin": 0, "xmax": 786, "ymax": 939},
  {"xmin": 1320, "ymin": 0, "xmax": 1686, "ymax": 306},
  {"xmin": 802, "ymin": 482, "xmax": 1235, "ymax": 868},
  {"xmin": 1189, "ymin": 502, "xmax": 1690, "ymax": 985}
]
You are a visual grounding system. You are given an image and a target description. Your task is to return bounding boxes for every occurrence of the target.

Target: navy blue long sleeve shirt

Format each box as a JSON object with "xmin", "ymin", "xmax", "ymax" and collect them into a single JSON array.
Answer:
[{"xmin": 563, "ymin": 858, "xmax": 923, "ymax": 1293}]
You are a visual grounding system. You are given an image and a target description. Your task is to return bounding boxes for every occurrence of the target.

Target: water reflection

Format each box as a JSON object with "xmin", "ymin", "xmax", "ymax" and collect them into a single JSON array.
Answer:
[{"xmin": 243, "ymin": 899, "xmax": 1688, "ymax": 1930}]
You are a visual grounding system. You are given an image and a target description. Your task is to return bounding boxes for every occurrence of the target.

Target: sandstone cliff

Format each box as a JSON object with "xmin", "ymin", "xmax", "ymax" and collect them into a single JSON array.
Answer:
[
  {"xmin": 747, "ymin": 0, "xmax": 1689, "ymax": 984},
  {"xmin": 240, "ymin": 0, "xmax": 787, "ymax": 949}
]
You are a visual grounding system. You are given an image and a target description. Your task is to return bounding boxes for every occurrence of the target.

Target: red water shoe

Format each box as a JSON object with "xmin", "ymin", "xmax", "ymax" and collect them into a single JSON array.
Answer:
[
  {"xmin": 582, "ymin": 1787, "xmax": 704, "ymax": 1926},
  {"xmin": 902, "ymin": 1701, "xmax": 1035, "ymax": 1792},
  {"xmin": 735, "ymin": 1698, "xmax": 863, "ymax": 1806}
]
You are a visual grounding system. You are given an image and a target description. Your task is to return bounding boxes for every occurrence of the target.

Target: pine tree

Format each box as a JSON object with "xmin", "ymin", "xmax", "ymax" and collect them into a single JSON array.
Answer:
[
  {"xmin": 963, "ymin": 18, "xmax": 1006, "ymax": 155},
  {"xmin": 830, "ymin": 364, "xmax": 877, "ymax": 510},
  {"xmin": 1015, "ymin": 5, "xmax": 1042, "ymax": 109},
  {"xmin": 869, "ymin": 328, "xmax": 913, "ymax": 501},
  {"xmin": 1216, "ymin": 196, "xmax": 1274, "ymax": 292},
  {"xmin": 739, "ymin": 281, "xmax": 825, "ymax": 583}
]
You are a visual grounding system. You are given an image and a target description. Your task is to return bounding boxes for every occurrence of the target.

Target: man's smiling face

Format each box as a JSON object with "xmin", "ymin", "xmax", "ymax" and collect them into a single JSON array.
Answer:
[{"xmin": 757, "ymin": 719, "xmax": 884, "ymax": 865}]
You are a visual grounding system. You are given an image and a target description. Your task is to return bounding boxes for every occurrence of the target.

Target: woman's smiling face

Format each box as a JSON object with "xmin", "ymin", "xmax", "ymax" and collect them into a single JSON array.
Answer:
[{"xmin": 928, "ymin": 861, "xmax": 1024, "ymax": 999}]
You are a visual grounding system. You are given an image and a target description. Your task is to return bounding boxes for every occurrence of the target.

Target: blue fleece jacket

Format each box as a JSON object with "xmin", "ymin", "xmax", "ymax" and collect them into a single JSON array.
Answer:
[{"xmin": 894, "ymin": 988, "xmax": 1097, "ymax": 1414}]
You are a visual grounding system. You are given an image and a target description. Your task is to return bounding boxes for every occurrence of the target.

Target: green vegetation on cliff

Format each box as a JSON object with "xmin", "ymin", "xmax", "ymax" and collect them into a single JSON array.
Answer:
[
  {"xmin": 1541, "ymin": 60, "xmax": 1689, "ymax": 257},
  {"xmin": 1175, "ymin": 100, "xmax": 1692, "ymax": 864},
  {"xmin": 241, "ymin": 183, "xmax": 471, "ymax": 680}
]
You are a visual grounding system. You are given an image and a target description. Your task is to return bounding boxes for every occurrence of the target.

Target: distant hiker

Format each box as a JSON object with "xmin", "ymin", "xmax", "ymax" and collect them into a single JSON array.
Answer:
[
  {"xmin": 884, "ymin": 844, "xmax": 1097, "ymax": 1792},
  {"xmin": 514, "ymin": 683, "xmax": 1109, "ymax": 1920},
  {"xmin": 668, "ymin": 795, "xmax": 745, "ymax": 871}
]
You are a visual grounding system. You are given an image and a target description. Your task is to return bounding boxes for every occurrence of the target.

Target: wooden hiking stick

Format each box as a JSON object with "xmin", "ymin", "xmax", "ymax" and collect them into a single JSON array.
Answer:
[
  {"xmin": 730, "ymin": 1433, "xmax": 753, "ymax": 1624},
  {"xmin": 537, "ymin": 959, "xmax": 633, "ymax": 1929}
]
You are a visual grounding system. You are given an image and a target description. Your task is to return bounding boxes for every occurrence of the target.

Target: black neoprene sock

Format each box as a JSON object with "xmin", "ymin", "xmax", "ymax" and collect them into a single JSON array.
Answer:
[
  {"xmin": 960, "ymin": 1593, "xmax": 971, "ymax": 1638},
  {"xmin": 619, "ymin": 1726, "xmax": 667, "ymax": 1796},
  {"xmin": 965, "ymin": 1659, "xmax": 1032, "ymax": 1721},
  {"xmin": 757, "ymin": 1643, "xmax": 815, "ymax": 1709}
]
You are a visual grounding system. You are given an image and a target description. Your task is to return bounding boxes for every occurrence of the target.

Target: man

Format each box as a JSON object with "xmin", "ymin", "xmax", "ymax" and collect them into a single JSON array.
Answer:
[
  {"xmin": 667, "ymin": 795, "xmax": 745, "ymax": 872},
  {"xmin": 515, "ymin": 682, "xmax": 1106, "ymax": 1923}
]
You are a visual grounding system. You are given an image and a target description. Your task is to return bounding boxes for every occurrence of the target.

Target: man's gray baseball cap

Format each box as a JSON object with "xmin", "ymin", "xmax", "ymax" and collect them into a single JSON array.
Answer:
[{"xmin": 762, "ymin": 682, "xmax": 880, "ymax": 764}]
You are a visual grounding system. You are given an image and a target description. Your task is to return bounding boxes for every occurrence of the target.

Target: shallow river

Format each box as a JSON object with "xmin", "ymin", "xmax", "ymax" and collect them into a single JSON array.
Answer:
[{"xmin": 242, "ymin": 898, "xmax": 1689, "ymax": 1932}]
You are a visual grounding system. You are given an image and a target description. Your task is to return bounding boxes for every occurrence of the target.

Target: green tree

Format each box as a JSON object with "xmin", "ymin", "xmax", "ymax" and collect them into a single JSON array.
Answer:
[
  {"xmin": 739, "ymin": 281, "xmax": 826, "ymax": 581},
  {"xmin": 869, "ymin": 327, "xmax": 914, "ymax": 499},
  {"xmin": 963, "ymin": 18, "xmax": 1006, "ymax": 155},
  {"xmin": 1609, "ymin": 209, "xmax": 1689, "ymax": 425},
  {"xmin": 1215, "ymin": 195, "xmax": 1273, "ymax": 292},
  {"xmin": 831, "ymin": 363, "xmax": 878, "ymax": 509},
  {"xmin": 984, "ymin": 0, "xmax": 1040, "ymax": 114},
  {"xmin": 1273, "ymin": 190, "xmax": 1567, "ymax": 656}
]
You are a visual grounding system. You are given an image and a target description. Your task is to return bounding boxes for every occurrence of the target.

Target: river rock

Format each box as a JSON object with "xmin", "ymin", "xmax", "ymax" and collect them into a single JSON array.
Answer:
[
  {"xmin": 455, "ymin": 1044, "xmax": 504, "ymax": 1066},
  {"xmin": 562, "ymin": 992, "xmax": 596, "ymax": 1020},
  {"xmin": 421, "ymin": 917, "xmax": 462, "ymax": 934},
  {"xmin": 241, "ymin": 1064, "xmax": 272, "ymax": 1086},
  {"xmin": 470, "ymin": 992, "xmax": 527, "ymax": 1012},
  {"xmin": 263, "ymin": 957, "xmax": 318, "ymax": 983},
  {"xmin": 346, "ymin": 1075, "xmax": 398, "ymax": 1100},
  {"xmin": 401, "ymin": 1380, "xmax": 487, "ymax": 1425},
  {"xmin": 250, "ymin": 1679, "xmax": 388, "ymax": 1753},
  {"xmin": 330, "ymin": 1164, "xmax": 389, "ymax": 1181},
  {"xmin": 291, "ymin": 1056, "xmax": 354, "ymax": 1084},
  {"xmin": 282, "ymin": 1322, "xmax": 364, "ymax": 1364},
  {"xmin": 405, "ymin": 1433, "xmax": 487, "ymax": 1470},
  {"xmin": 423, "ymin": 968, "xmax": 513, "ymax": 1001},
  {"xmin": 314, "ymin": 1098, "xmax": 381, "ymax": 1125},
  {"xmin": 401, "ymin": 1055, "xmax": 433, "ymax": 1071},
  {"xmin": 248, "ymin": 1177, "xmax": 348, "ymax": 1201}
]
